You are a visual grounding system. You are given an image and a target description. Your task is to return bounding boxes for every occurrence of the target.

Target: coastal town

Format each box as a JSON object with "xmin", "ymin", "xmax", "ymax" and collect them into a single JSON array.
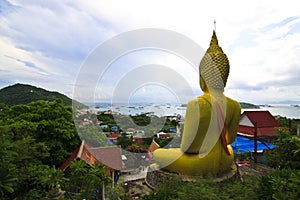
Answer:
[{"xmin": 64, "ymin": 104, "xmax": 299, "ymax": 198}]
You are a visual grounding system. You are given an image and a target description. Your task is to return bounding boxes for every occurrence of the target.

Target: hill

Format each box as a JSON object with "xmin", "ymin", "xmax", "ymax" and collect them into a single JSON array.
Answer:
[
  {"xmin": 240, "ymin": 102, "xmax": 260, "ymax": 109},
  {"xmin": 0, "ymin": 83, "xmax": 87, "ymax": 109}
]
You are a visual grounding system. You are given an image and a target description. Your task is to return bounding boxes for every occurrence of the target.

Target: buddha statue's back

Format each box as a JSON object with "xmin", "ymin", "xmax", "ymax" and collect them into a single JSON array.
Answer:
[{"xmin": 153, "ymin": 30, "xmax": 241, "ymax": 176}]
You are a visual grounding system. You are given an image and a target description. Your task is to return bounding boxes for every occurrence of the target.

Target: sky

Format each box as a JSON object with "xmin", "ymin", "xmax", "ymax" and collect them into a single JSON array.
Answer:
[{"xmin": 1, "ymin": 0, "xmax": 300, "ymax": 105}]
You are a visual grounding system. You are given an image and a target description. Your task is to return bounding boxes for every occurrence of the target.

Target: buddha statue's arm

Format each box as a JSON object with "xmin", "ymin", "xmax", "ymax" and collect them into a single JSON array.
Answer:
[
  {"xmin": 180, "ymin": 99, "xmax": 201, "ymax": 153},
  {"xmin": 226, "ymin": 101, "xmax": 241, "ymax": 144}
]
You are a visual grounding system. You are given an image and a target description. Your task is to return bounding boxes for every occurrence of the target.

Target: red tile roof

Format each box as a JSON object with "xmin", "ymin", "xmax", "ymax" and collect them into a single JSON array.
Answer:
[
  {"xmin": 241, "ymin": 111, "xmax": 280, "ymax": 128},
  {"xmin": 59, "ymin": 141, "xmax": 122, "ymax": 171},
  {"xmin": 238, "ymin": 111, "xmax": 280, "ymax": 137},
  {"xmin": 108, "ymin": 133, "xmax": 121, "ymax": 139},
  {"xmin": 238, "ymin": 125, "xmax": 278, "ymax": 137}
]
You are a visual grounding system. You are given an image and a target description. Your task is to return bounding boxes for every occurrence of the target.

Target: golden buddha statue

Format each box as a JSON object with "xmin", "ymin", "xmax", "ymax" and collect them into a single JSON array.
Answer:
[{"xmin": 153, "ymin": 30, "xmax": 241, "ymax": 176}]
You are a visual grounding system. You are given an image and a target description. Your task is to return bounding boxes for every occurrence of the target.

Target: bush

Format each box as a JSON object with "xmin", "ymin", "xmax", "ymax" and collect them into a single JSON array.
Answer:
[
  {"xmin": 265, "ymin": 128, "xmax": 300, "ymax": 169},
  {"xmin": 258, "ymin": 169, "xmax": 300, "ymax": 200}
]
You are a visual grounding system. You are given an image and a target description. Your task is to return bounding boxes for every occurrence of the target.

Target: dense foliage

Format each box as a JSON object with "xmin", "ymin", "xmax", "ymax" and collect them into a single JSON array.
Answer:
[
  {"xmin": 276, "ymin": 116, "xmax": 300, "ymax": 135},
  {"xmin": 258, "ymin": 169, "xmax": 300, "ymax": 199},
  {"xmin": 143, "ymin": 175, "xmax": 258, "ymax": 200},
  {"xmin": 265, "ymin": 128, "xmax": 300, "ymax": 169},
  {"xmin": 64, "ymin": 160, "xmax": 124, "ymax": 200},
  {"xmin": 143, "ymin": 169, "xmax": 300, "ymax": 200},
  {"xmin": 0, "ymin": 99, "xmax": 80, "ymax": 199},
  {"xmin": 0, "ymin": 99, "xmax": 80, "ymax": 166},
  {"xmin": 116, "ymin": 134, "xmax": 134, "ymax": 149},
  {"xmin": 0, "ymin": 99, "xmax": 125, "ymax": 199}
]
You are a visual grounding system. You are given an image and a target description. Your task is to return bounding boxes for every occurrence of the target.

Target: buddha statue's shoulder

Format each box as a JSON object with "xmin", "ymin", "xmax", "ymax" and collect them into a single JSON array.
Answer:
[
  {"xmin": 224, "ymin": 97, "xmax": 241, "ymax": 116},
  {"xmin": 225, "ymin": 96, "xmax": 241, "ymax": 108},
  {"xmin": 186, "ymin": 96, "xmax": 211, "ymax": 108}
]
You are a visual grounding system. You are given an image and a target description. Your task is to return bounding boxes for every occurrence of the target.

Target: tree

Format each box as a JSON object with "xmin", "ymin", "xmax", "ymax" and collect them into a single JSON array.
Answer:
[
  {"xmin": 116, "ymin": 134, "xmax": 134, "ymax": 149},
  {"xmin": 0, "ymin": 99, "xmax": 81, "ymax": 199},
  {"xmin": 126, "ymin": 144, "xmax": 148, "ymax": 153},
  {"xmin": 65, "ymin": 160, "xmax": 110, "ymax": 199},
  {"xmin": 0, "ymin": 138, "xmax": 18, "ymax": 196},
  {"xmin": 277, "ymin": 116, "xmax": 300, "ymax": 135},
  {"xmin": 0, "ymin": 166, "xmax": 17, "ymax": 196},
  {"xmin": 0, "ymin": 99, "xmax": 80, "ymax": 166},
  {"xmin": 77, "ymin": 125, "xmax": 110, "ymax": 147},
  {"xmin": 265, "ymin": 128, "xmax": 300, "ymax": 169}
]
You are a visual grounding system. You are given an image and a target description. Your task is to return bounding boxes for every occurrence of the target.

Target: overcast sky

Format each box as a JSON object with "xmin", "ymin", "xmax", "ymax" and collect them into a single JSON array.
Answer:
[{"xmin": 1, "ymin": 0, "xmax": 300, "ymax": 104}]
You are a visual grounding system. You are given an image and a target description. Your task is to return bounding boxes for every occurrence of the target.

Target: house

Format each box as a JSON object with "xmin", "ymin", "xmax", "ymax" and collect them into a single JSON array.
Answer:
[
  {"xmin": 238, "ymin": 111, "xmax": 280, "ymax": 137},
  {"xmin": 108, "ymin": 133, "xmax": 121, "ymax": 144},
  {"xmin": 111, "ymin": 125, "xmax": 118, "ymax": 132},
  {"xmin": 126, "ymin": 128, "xmax": 135, "ymax": 134},
  {"xmin": 59, "ymin": 141, "xmax": 122, "ymax": 183},
  {"xmin": 104, "ymin": 110, "xmax": 112, "ymax": 115},
  {"xmin": 156, "ymin": 132, "xmax": 170, "ymax": 138},
  {"xmin": 100, "ymin": 124, "xmax": 108, "ymax": 129}
]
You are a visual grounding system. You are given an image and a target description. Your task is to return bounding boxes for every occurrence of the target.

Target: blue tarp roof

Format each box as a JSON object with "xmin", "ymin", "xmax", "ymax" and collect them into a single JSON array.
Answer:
[{"xmin": 232, "ymin": 135, "xmax": 277, "ymax": 154}]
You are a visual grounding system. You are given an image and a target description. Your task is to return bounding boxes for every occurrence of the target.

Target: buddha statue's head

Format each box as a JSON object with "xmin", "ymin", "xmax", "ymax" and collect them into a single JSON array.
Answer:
[{"xmin": 199, "ymin": 31, "xmax": 230, "ymax": 93}]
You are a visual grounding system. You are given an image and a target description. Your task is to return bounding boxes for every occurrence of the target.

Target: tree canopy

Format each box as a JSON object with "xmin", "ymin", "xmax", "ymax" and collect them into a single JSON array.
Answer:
[{"xmin": 0, "ymin": 99, "xmax": 80, "ymax": 199}]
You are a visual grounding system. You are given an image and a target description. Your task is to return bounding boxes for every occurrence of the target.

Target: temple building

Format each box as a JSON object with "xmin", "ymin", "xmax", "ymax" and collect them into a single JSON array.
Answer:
[
  {"xmin": 59, "ymin": 140, "xmax": 122, "ymax": 184},
  {"xmin": 238, "ymin": 111, "xmax": 280, "ymax": 138}
]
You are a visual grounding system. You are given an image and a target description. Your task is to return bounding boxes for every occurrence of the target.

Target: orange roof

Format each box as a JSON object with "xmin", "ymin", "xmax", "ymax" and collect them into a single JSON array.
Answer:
[
  {"xmin": 59, "ymin": 145, "xmax": 81, "ymax": 170},
  {"xmin": 148, "ymin": 140, "xmax": 160, "ymax": 152},
  {"xmin": 59, "ymin": 141, "xmax": 122, "ymax": 170}
]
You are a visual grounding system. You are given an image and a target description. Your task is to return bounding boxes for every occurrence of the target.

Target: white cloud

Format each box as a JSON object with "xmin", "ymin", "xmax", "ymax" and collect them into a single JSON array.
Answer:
[{"xmin": 1, "ymin": 0, "xmax": 300, "ymax": 104}]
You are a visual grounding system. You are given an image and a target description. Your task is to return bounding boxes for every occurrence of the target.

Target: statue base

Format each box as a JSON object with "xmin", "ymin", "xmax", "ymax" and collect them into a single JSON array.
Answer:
[{"xmin": 145, "ymin": 163, "xmax": 237, "ymax": 189}]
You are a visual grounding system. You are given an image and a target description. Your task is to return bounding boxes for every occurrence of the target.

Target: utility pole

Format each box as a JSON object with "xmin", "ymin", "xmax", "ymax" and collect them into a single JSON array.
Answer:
[{"xmin": 253, "ymin": 122, "xmax": 258, "ymax": 164}]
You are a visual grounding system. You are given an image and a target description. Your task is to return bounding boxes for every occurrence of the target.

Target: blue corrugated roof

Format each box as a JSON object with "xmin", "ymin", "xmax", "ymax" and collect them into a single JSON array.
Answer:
[{"xmin": 232, "ymin": 136, "xmax": 277, "ymax": 154}]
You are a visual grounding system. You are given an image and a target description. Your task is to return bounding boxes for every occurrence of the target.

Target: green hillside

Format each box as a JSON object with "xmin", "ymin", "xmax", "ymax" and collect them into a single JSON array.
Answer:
[
  {"xmin": 240, "ymin": 102, "xmax": 260, "ymax": 109},
  {"xmin": 0, "ymin": 83, "xmax": 87, "ymax": 109}
]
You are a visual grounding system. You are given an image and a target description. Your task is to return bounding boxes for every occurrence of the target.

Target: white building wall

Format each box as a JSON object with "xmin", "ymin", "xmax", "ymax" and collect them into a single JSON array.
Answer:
[{"xmin": 239, "ymin": 115, "xmax": 254, "ymax": 127}]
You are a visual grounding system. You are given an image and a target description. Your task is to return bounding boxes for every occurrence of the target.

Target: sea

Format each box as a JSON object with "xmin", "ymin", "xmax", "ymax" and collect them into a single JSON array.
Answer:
[{"xmin": 91, "ymin": 103, "xmax": 300, "ymax": 119}]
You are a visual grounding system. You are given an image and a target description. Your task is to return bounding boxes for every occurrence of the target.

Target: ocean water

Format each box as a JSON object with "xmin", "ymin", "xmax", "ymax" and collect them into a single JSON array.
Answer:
[
  {"xmin": 93, "ymin": 103, "xmax": 300, "ymax": 119},
  {"xmin": 94, "ymin": 103, "xmax": 186, "ymax": 117},
  {"xmin": 243, "ymin": 104, "xmax": 300, "ymax": 119}
]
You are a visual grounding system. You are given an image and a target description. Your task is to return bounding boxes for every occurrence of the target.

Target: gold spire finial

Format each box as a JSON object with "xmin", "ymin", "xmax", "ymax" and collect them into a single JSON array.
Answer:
[
  {"xmin": 214, "ymin": 20, "xmax": 216, "ymax": 32},
  {"xmin": 199, "ymin": 28, "xmax": 230, "ymax": 91}
]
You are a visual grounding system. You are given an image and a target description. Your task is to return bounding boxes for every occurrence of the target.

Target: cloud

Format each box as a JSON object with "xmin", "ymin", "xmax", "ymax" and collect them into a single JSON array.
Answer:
[
  {"xmin": 1, "ymin": 1, "xmax": 112, "ymax": 61},
  {"xmin": 4, "ymin": 55, "xmax": 48, "ymax": 75},
  {"xmin": 1, "ymin": 0, "xmax": 300, "ymax": 104}
]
